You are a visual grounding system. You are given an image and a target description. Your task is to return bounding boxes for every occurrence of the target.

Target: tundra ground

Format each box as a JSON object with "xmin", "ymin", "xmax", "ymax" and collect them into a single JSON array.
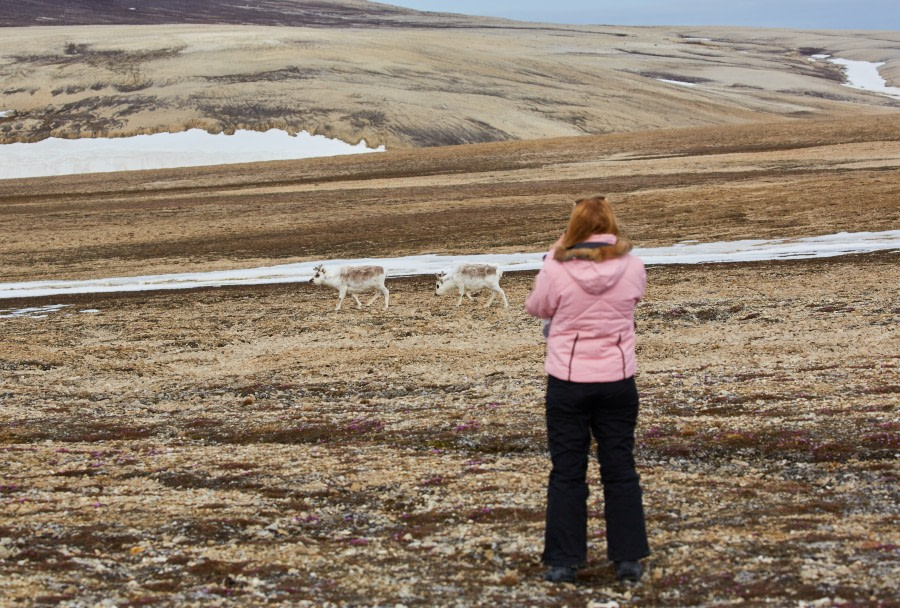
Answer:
[
  {"xmin": 1, "ymin": 254, "xmax": 897, "ymax": 607},
  {"xmin": 1, "ymin": 115, "xmax": 898, "ymax": 282}
]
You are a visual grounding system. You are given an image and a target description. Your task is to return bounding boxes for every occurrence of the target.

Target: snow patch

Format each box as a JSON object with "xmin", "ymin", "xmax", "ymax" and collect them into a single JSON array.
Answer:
[
  {"xmin": 639, "ymin": 231, "xmax": 900, "ymax": 264},
  {"xmin": 828, "ymin": 58, "xmax": 900, "ymax": 99},
  {"xmin": 657, "ymin": 78, "xmax": 698, "ymax": 87},
  {"xmin": 0, "ymin": 128, "xmax": 386, "ymax": 180},
  {"xmin": 0, "ymin": 304, "xmax": 68, "ymax": 318},
  {"xmin": 0, "ymin": 231, "xmax": 896, "ymax": 300}
]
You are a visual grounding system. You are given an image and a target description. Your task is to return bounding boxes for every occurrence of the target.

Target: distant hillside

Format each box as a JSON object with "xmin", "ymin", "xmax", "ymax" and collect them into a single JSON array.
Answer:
[
  {"xmin": 0, "ymin": 2, "xmax": 898, "ymax": 147},
  {"xmin": 0, "ymin": 0, "xmax": 481, "ymax": 28}
]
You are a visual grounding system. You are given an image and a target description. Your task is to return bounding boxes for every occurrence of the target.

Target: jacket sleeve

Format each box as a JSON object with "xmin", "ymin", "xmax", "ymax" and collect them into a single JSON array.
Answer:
[
  {"xmin": 634, "ymin": 257, "xmax": 647, "ymax": 302},
  {"xmin": 525, "ymin": 260, "xmax": 561, "ymax": 319}
]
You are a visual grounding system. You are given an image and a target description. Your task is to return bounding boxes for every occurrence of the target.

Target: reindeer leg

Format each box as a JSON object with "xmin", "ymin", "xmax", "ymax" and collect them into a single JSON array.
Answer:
[
  {"xmin": 381, "ymin": 286, "xmax": 390, "ymax": 309},
  {"xmin": 484, "ymin": 291, "xmax": 496, "ymax": 308},
  {"xmin": 366, "ymin": 292, "xmax": 380, "ymax": 306},
  {"xmin": 352, "ymin": 293, "xmax": 363, "ymax": 309},
  {"xmin": 336, "ymin": 286, "xmax": 347, "ymax": 311},
  {"xmin": 498, "ymin": 287, "xmax": 509, "ymax": 308},
  {"xmin": 456, "ymin": 286, "xmax": 465, "ymax": 306}
]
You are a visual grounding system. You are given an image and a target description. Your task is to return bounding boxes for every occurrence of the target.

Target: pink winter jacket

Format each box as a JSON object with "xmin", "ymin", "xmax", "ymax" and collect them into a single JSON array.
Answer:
[{"xmin": 525, "ymin": 234, "xmax": 646, "ymax": 383}]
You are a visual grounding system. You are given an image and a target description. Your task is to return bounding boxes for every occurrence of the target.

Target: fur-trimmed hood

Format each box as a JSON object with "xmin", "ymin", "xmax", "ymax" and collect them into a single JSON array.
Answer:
[
  {"xmin": 554, "ymin": 233, "xmax": 631, "ymax": 262},
  {"xmin": 557, "ymin": 234, "xmax": 630, "ymax": 295}
]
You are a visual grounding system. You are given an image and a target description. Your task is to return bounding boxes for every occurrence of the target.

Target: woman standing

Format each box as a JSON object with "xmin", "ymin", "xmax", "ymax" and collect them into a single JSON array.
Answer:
[{"xmin": 525, "ymin": 195, "xmax": 649, "ymax": 584}]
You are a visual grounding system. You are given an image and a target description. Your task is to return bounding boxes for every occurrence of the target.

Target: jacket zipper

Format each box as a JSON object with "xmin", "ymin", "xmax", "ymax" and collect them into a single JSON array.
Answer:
[
  {"xmin": 568, "ymin": 333, "xmax": 580, "ymax": 381},
  {"xmin": 615, "ymin": 333, "xmax": 626, "ymax": 379}
]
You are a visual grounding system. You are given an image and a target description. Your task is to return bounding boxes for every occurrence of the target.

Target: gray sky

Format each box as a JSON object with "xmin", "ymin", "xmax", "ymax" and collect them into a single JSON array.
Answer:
[{"xmin": 383, "ymin": 1, "xmax": 900, "ymax": 30}]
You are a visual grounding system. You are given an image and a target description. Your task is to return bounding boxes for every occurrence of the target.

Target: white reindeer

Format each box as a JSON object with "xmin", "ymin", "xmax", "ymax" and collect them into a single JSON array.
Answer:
[
  {"xmin": 435, "ymin": 264, "xmax": 508, "ymax": 308},
  {"xmin": 310, "ymin": 265, "xmax": 389, "ymax": 310}
]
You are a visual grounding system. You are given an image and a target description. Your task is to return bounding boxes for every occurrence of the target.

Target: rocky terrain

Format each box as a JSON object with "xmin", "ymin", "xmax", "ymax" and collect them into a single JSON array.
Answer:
[
  {"xmin": 1, "ymin": 112, "xmax": 898, "ymax": 605},
  {"xmin": 1, "ymin": 1, "xmax": 899, "ymax": 146},
  {"xmin": 1, "ymin": 255, "xmax": 897, "ymax": 607}
]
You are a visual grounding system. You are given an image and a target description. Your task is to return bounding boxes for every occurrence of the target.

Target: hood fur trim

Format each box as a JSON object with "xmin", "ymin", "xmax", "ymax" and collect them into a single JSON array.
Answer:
[{"xmin": 554, "ymin": 238, "xmax": 633, "ymax": 262}]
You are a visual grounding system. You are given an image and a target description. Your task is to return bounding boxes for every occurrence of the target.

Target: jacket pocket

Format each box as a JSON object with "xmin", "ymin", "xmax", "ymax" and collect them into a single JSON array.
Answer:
[
  {"xmin": 567, "ymin": 333, "xmax": 580, "ymax": 381},
  {"xmin": 615, "ymin": 333, "xmax": 626, "ymax": 379}
]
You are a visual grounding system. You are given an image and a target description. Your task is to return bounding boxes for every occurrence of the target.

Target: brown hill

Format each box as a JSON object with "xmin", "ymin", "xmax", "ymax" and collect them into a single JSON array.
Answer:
[
  {"xmin": 0, "ymin": 0, "xmax": 469, "ymax": 28},
  {"xmin": 0, "ymin": 5, "xmax": 898, "ymax": 147}
]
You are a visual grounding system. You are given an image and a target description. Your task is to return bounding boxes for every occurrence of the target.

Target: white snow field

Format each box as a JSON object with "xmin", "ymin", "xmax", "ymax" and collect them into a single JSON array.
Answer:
[
  {"xmin": 0, "ymin": 129, "xmax": 385, "ymax": 180},
  {"xmin": 825, "ymin": 58, "xmax": 900, "ymax": 98},
  {"xmin": 0, "ymin": 231, "xmax": 897, "ymax": 301}
]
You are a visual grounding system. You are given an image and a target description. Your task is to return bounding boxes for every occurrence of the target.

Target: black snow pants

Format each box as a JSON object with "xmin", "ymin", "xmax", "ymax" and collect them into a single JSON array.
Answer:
[{"xmin": 542, "ymin": 374, "xmax": 650, "ymax": 566}]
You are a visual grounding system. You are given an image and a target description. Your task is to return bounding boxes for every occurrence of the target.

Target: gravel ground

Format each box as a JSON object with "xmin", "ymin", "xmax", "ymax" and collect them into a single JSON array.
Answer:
[{"xmin": 1, "ymin": 252, "xmax": 897, "ymax": 607}]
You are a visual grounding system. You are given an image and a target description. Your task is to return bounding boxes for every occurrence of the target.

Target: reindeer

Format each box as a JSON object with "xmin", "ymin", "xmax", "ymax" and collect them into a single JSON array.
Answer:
[
  {"xmin": 310, "ymin": 265, "xmax": 389, "ymax": 310},
  {"xmin": 435, "ymin": 264, "xmax": 508, "ymax": 308}
]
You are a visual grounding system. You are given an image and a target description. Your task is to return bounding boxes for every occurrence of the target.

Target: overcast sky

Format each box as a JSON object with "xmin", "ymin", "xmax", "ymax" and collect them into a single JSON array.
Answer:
[{"xmin": 383, "ymin": 1, "xmax": 899, "ymax": 30}]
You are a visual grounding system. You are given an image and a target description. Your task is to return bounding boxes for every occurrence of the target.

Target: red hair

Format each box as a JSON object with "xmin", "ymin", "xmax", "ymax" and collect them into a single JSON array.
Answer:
[{"xmin": 553, "ymin": 196, "xmax": 632, "ymax": 262}]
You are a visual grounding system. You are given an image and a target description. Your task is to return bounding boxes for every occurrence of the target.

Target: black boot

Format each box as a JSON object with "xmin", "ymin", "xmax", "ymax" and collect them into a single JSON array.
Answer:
[
  {"xmin": 615, "ymin": 560, "xmax": 643, "ymax": 582},
  {"xmin": 543, "ymin": 565, "xmax": 577, "ymax": 584}
]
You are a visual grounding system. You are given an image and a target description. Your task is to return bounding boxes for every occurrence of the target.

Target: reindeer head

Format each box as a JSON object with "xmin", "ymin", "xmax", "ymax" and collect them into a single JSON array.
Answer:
[
  {"xmin": 310, "ymin": 265, "xmax": 326, "ymax": 285},
  {"xmin": 434, "ymin": 272, "xmax": 449, "ymax": 296}
]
